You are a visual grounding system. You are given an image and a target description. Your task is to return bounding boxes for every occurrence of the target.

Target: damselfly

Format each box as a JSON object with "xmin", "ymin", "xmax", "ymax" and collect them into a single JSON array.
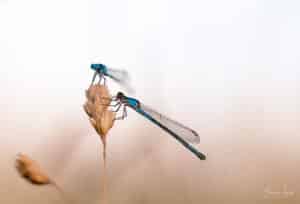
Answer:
[
  {"xmin": 90, "ymin": 64, "xmax": 134, "ymax": 93},
  {"xmin": 107, "ymin": 92, "xmax": 206, "ymax": 160}
]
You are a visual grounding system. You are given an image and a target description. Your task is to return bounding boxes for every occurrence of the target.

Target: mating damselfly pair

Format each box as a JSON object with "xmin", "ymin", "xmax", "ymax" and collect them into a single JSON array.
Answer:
[{"xmin": 90, "ymin": 63, "xmax": 206, "ymax": 160}]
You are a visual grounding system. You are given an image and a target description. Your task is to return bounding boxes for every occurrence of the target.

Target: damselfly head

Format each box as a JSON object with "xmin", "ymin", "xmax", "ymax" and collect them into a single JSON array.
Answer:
[
  {"xmin": 116, "ymin": 92, "xmax": 125, "ymax": 100},
  {"xmin": 91, "ymin": 64, "xmax": 107, "ymax": 73}
]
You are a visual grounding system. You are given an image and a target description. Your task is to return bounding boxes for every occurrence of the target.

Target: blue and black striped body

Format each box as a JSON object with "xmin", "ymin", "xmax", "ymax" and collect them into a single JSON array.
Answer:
[
  {"xmin": 123, "ymin": 96, "xmax": 140, "ymax": 109},
  {"xmin": 91, "ymin": 64, "xmax": 108, "ymax": 75}
]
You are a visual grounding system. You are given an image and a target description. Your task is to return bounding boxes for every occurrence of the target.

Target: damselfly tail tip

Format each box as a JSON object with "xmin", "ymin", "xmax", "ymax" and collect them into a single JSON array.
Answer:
[{"xmin": 194, "ymin": 151, "xmax": 206, "ymax": 160}]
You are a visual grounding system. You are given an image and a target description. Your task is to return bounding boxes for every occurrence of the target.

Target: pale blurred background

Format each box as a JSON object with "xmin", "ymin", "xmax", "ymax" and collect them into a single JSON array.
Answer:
[{"xmin": 1, "ymin": 0, "xmax": 300, "ymax": 203}]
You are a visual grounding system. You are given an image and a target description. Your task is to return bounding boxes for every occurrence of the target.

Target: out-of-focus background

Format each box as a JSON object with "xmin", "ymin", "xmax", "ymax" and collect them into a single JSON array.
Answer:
[{"xmin": 1, "ymin": 0, "xmax": 300, "ymax": 203}]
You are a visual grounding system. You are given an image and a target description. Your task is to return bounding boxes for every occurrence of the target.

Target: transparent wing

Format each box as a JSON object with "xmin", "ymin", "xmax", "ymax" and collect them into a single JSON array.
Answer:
[
  {"xmin": 139, "ymin": 103, "xmax": 200, "ymax": 144},
  {"xmin": 106, "ymin": 68, "xmax": 135, "ymax": 94}
]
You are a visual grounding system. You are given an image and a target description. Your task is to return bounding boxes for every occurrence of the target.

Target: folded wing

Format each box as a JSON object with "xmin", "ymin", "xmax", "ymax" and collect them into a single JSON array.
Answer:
[
  {"xmin": 139, "ymin": 103, "xmax": 200, "ymax": 144},
  {"xmin": 106, "ymin": 68, "xmax": 135, "ymax": 94}
]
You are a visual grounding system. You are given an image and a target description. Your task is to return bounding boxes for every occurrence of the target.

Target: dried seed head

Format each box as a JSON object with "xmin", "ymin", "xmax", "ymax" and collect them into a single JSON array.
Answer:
[
  {"xmin": 15, "ymin": 153, "xmax": 51, "ymax": 185},
  {"xmin": 15, "ymin": 153, "xmax": 71, "ymax": 203},
  {"xmin": 84, "ymin": 84, "xmax": 112, "ymax": 118},
  {"xmin": 84, "ymin": 84, "xmax": 115, "ymax": 140},
  {"xmin": 99, "ymin": 109, "xmax": 116, "ymax": 138}
]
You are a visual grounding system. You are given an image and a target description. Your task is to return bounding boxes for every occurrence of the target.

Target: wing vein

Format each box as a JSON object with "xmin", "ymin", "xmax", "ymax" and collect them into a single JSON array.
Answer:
[{"xmin": 139, "ymin": 103, "xmax": 200, "ymax": 144}]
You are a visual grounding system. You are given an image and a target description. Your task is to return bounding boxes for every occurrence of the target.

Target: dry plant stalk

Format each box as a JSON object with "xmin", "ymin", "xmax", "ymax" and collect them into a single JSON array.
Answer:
[
  {"xmin": 15, "ymin": 153, "xmax": 70, "ymax": 203},
  {"xmin": 83, "ymin": 84, "xmax": 116, "ymax": 204}
]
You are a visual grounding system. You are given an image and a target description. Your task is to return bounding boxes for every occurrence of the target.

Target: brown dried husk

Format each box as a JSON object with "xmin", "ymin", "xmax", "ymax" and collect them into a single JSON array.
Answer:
[
  {"xmin": 15, "ymin": 153, "xmax": 50, "ymax": 185},
  {"xmin": 83, "ymin": 84, "xmax": 115, "ymax": 140},
  {"xmin": 15, "ymin": 153, "xmax": 71, "ymax": 203}
]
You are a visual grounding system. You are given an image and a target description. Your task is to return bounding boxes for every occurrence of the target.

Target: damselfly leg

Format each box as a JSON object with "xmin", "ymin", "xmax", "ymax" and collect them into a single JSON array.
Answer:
[
  {"xmin": 90, "ymin": 71, "xmax": 98, "ymax": 87},
  {"xmin": 97, "ymin": 97, "xmax": 120, "ymax": 107},
  {"xmin": 97, "ymin": 97, "xmax": 126, "ymax": 120},
  {"xmin": 98, "ymin": 74, "xmax": 106, "ymax": 86},
  {"xmin": 114, "ymin": 105, "xmax": 127, "ymax": 121},
  {"xmin": 90, "ymin": 71, "xmax": 107, "ymax": 86}
]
